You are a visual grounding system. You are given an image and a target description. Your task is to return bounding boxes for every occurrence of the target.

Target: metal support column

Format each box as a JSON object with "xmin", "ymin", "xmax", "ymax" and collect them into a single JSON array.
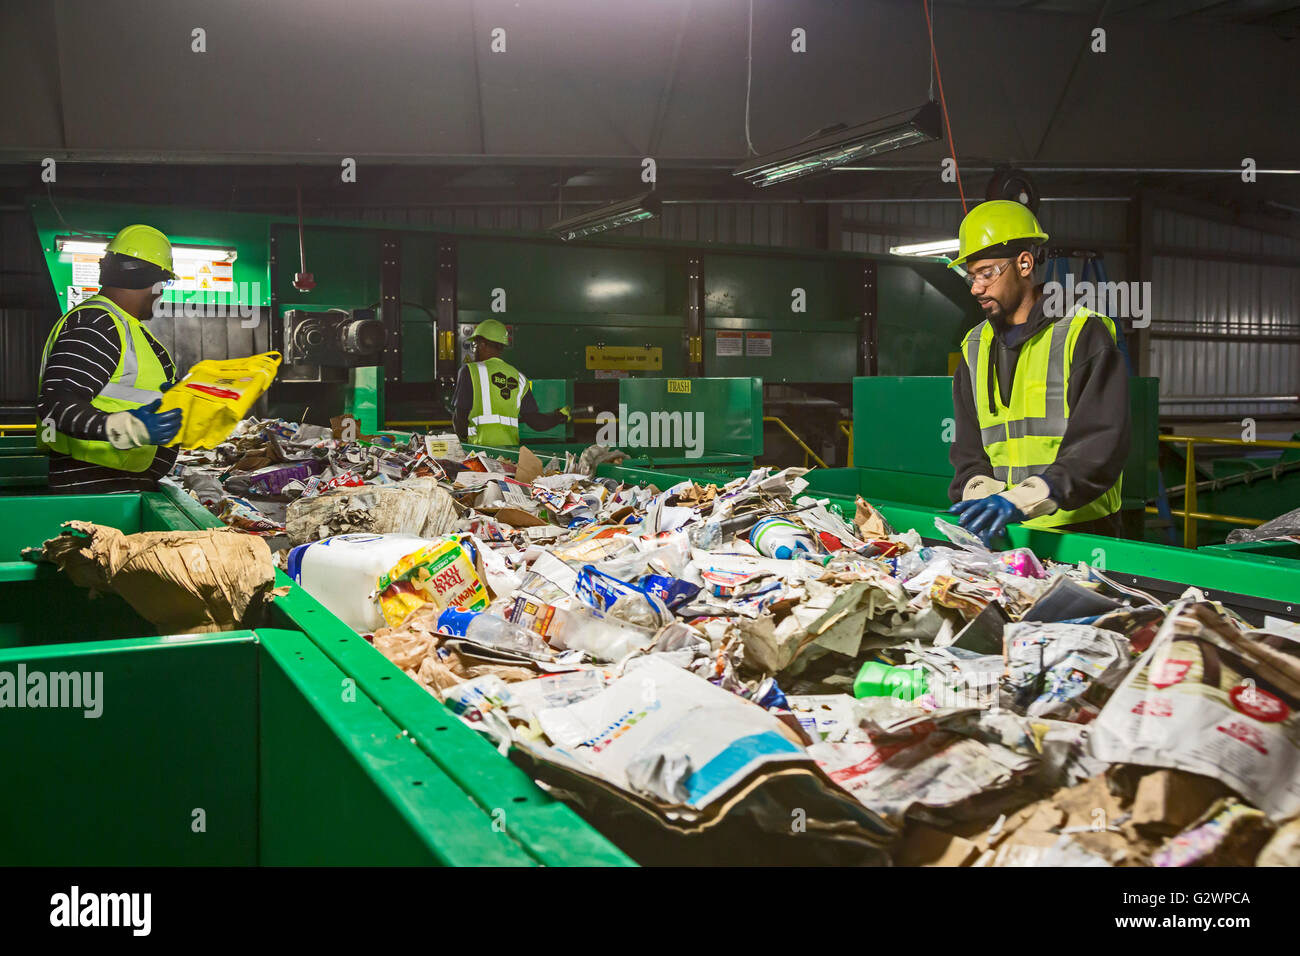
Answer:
[
  {"xmin": 379, "ymin": 233, "xmax": 403, "ymax": 384},
  {"xmin": 860, "ymin": 260, "xmax": 878, "ymax": 375},
  {"xmin": 435, "ymin": 238, "xmax": 459, "ymax": 372},
  {"xmin": 686, "ymin": 255, "xmax": 704, "ymax": 377}
]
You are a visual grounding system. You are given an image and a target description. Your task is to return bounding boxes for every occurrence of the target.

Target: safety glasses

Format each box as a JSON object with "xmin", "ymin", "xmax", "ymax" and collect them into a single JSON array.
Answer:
[{"xmin": 962, "ymin": 259, "xmax": 1015, "ymax": 288}]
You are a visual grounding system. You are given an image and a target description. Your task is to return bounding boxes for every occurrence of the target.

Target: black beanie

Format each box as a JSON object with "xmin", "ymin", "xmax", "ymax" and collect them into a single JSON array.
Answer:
[{"xmin": 99, "ymin": 251, "xmax": 170, "ymax": 290}]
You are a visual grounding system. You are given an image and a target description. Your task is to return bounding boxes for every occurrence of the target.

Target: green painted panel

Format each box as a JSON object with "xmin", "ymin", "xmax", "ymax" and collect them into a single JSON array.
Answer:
[
  {"xmin": 876, "ymin": 260, "xmax": 979, "ymax": 376},
  {"xmin": 458, "ymin": 239, "xmax": 681, "ymax": 316},
  {"xmin": 519, "ymin": 378, "xmax": 573, "ymax": 442},
  {"xmin": 270, "ymin": 223, "xmax": 382, "ymax": 314},
  {"xmin": 619, "ymin": 377, "xmax": 763, "ymax": 457},
  {"xmin": 0, "ymin": 571, "xmax": 157, "ymax": 648},
  {"xmin": 265, "ymin": 583, "xmax": 634, "ymax": 866},
  {"xmin": 705, "ymin": 322, "xmax": 857, "ymax": 383},
  {"xmin": 803, "ymin": 466, "xmax": 951, "ymax": 508},
  {"xmin": 257, "ymin": 628, "xmax": 538, "ymax": 866},
  {"xmin": 853, "ymin": 376, "xmax": 956, "ymax": 477},
  {"xmin": 704, "ymin": 253, "xmax": 846, "ymax": 323},
  {"xmin": 0, "ymin": 493, "xmax": 140, "ymax": 563},
  {"xmin": 0, "ymin": 633, "xmax": 260, "ymax": 865}
]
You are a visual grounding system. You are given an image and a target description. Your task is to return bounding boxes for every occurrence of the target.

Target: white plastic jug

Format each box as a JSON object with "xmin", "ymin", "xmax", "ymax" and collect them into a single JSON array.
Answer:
[{"xmin": 288, "ymin": 533, "xmax": 431, "ymax": 632}]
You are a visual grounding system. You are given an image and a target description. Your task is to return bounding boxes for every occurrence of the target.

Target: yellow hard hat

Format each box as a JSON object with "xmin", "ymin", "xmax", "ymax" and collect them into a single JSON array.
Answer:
[
  {"xmin": 471, "ymin": 318, "xmax": 510, "ymax": 345},
  {"xmin": 105, "ymin": 224, "xmax": 176, "ymax": 279},
  {"xmin": 951, "ymin": 201, "xmax": 1049, "ymax": 268}
]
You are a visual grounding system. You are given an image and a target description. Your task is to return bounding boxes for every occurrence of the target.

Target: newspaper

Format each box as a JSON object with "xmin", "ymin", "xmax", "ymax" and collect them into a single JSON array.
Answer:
[
  {"xmin": 537, "ymin": 657, "xmax": 805, "ymax": 808},
  {"xmin": 1088, "ymin": 601, "xmax": 1300, "ymax": 820}
]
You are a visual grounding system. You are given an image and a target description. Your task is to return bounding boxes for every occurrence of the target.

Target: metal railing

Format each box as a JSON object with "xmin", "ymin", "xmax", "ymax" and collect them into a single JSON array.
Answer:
[
  {"xmin": 1144, "ymin": 433, "xmax": 1300, "ymax": 548},
  {"xmin": 838, "ymin": 419, "xmax": 853, "ymax": 467},
  {"xmin": 762, "ymin": 416, "xmax": 828, "ymax": 469},
  {"xmin": 0, "ymin": 423, "xmax": 35, "ymax": 435}
]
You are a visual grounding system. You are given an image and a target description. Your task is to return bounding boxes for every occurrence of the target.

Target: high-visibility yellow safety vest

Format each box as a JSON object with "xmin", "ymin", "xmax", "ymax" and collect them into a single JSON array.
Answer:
[
  {"xmin": 37, "ymin": 294, "xmax": 171, "ymax": 473},
  {"xmin": 466, "ymin": 357, "xmax": 530, "ymax": 447},
  {"xmin": 962, "ymin": 306, "xmax": 1122, "ymax": 529}
]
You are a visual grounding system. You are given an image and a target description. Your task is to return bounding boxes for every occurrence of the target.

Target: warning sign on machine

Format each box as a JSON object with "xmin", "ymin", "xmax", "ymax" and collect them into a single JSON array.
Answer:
[
  {"xmin": 745, "ymin": 332, "xmax": 772, "ymax": 356},
  {"xmin": 715, "ymin": 331, "xmax": 743, "ymax": 356}
]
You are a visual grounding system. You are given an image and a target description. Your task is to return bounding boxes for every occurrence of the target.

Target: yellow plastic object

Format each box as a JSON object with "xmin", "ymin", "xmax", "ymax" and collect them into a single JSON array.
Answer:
[
  {"xmin": 159, "ymin": 351, "xmax": 282, "ymax": 449},
  {"xmin": 375, "ymin": 538, "xmax": 489, "ymax": 628}
]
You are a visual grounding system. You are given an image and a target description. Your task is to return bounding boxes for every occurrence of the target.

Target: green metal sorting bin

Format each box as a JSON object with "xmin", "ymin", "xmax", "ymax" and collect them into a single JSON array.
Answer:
[{"xmin": 0, "ymin": 490, "xmax": 632, "ymax": 866}]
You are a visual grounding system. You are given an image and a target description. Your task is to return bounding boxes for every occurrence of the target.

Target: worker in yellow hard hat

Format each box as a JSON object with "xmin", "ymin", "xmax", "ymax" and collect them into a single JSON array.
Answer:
[
  {"xmin": 945, "ymin": 200, "xmax": 1130, "ymax": 544},
  {"xmin": 452, "ymin": 318, "xmax": 571, "ymax": 446},
  {"xmin": 36, "ymin": 224, "xmax": 185, "ymax": 493}
]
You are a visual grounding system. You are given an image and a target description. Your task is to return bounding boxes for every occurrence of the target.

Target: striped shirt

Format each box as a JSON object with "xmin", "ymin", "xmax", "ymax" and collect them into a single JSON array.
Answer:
[{"xmin": 38, "ymin": 305, "xmax": 178, "ymax": 494}]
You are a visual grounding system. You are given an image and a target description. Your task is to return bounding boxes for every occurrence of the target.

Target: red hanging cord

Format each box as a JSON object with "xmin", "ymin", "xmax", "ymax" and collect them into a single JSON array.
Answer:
[{"xmin": 923, "ymin": 0, "xmax": 968, "ymax": 213}]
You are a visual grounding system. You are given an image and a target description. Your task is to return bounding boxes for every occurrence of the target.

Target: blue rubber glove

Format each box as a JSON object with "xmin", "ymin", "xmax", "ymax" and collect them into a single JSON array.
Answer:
[
  {"xmin": 948, "ymin": 494, "xmax": 1026, "ymax": 548},
  {"xmin": 128, "ymin": 399, "xmax": 183, "ymax": 445},
  {"xmin": 160, "ymin": 380, "xmax": 174, "ymax": 392}
]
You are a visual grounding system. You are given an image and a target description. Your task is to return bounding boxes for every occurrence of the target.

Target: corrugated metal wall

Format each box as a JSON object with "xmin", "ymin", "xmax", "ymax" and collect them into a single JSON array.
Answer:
[
  {"xmin": 317, "ymin": 201, "xmax": 825, "ymax": 248},
  {"xmin": 1150, "ymin": 208, "xmax": 1300, "ymax": 419}
]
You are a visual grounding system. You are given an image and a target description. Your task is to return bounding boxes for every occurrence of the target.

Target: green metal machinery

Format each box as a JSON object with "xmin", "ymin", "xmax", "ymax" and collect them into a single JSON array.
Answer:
[{"xmin": 22, "ymin": 197, "xmax": 979, "ymax": 466}]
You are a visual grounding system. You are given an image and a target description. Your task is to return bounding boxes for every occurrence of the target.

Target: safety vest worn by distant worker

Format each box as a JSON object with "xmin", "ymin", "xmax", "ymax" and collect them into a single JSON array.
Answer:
[
  {"xmin": 962, "ymin": 306, "xmax": 1122, "ymax": 528},
  {"xmin": 467, "ymin": 357, "xmax": 530, "ymax": 446},
  {"xmin": 37, "ymin": 294, "xmax": 171, "ymax": 472}
]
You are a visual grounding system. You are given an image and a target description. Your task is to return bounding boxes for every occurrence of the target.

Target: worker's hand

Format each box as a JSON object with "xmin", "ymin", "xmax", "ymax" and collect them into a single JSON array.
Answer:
[
  {"xmin": 105, "ymin": 400, "xmax": 183, "ymax": 449},
  {"xmin": 1000, "ymin": 476, "xmax": 1058, "ymax": 520},
  {"xmin": 961, "ymin": 475, "xmax": 1005, "ymax": 501},
  {"xmin": 948, "ymin": 494, "xmax": 1025, "ymax": 547},
  {"xmin": 160, "ymin": 380, "xmax": 175, "ymax": 393}
]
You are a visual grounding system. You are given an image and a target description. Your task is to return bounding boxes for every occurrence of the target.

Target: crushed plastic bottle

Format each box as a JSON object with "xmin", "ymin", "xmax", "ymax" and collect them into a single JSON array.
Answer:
[
  {"xmin": 437, "ymin": 606, "xmax": 553, "ymax": 658},
  {"xmin": 509, "ymin": 597, "xmax": 656, "ymax": 662}
]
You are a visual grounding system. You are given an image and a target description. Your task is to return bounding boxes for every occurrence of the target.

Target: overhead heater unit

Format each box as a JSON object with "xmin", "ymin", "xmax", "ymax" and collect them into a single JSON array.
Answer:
[{"xmin": 733, "ymin": 102, "xmax": 942, "ymax": 187}]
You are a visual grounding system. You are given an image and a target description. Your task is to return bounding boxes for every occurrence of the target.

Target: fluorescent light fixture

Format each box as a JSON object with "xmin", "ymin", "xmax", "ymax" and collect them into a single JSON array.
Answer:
[
  {"xmin": 56, "ymin": 236, "xmax": 238, "ymax": 262},
  {"xmin": 172, "ymin": 245, "xmax": 239, "ymax": 262},
  {"xmin": 55, "ymin": 238, "xmax": 112, "ymax": 255},
  {"xmin": 733, "ymin": 102, "xmax": 941, "ymax": 187},
  {"xmin": 889, "ymin": 238, "xmax": 959, "ymax": 257},
  {"xmin": 548, "ymin": 193, "xmax": 661, "ymax": 241}
]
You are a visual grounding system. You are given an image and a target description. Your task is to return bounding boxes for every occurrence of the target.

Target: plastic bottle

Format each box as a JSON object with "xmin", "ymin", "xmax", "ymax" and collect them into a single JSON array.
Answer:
[
  {"xmin": 510, "ymin": 598, "xmax": 656, "ymax": 662},
  {"xmin": 437, "ymin": 607, "xmax": 553, "ymax": 658},
  {"xmin": 853, "ymin": 660, "xmax": 929, "ymax": 701},
  {"xmin": 287, "ymin": 532, "xmax": 432, "ymax": 632},
  {"xmin": 749, "ymin": 517, "xmax": 815, "ymax": 559}
]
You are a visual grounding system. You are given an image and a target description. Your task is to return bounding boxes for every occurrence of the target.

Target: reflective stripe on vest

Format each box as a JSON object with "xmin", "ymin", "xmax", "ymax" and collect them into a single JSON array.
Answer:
[
  {"xmin": 36, "ymin": 295, "xmax": 171, "ymax": 473},
  {"xmin": 964, "ymin": 306, "xmax": 1122, "ymax": 528},
  {"xmin": 466, "ymin": 358, "xmax": 527, "ymax": 446}
]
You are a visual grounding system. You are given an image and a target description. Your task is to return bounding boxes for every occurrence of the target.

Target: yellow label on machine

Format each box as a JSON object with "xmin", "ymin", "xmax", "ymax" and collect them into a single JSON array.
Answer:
[
  {"xmin": 585, "ymin": 345, "xmax": 663, "ymax": 371},
  {"xmin": 667, "ymin": 380, "xmax": 691, "ymax": 394}
]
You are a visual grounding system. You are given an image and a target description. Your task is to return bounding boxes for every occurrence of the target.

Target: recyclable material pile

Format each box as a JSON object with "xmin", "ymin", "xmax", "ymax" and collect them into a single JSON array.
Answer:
[{"xmin": 166, "ymin": 419, "xmax": 1300, "ymax": 866}]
